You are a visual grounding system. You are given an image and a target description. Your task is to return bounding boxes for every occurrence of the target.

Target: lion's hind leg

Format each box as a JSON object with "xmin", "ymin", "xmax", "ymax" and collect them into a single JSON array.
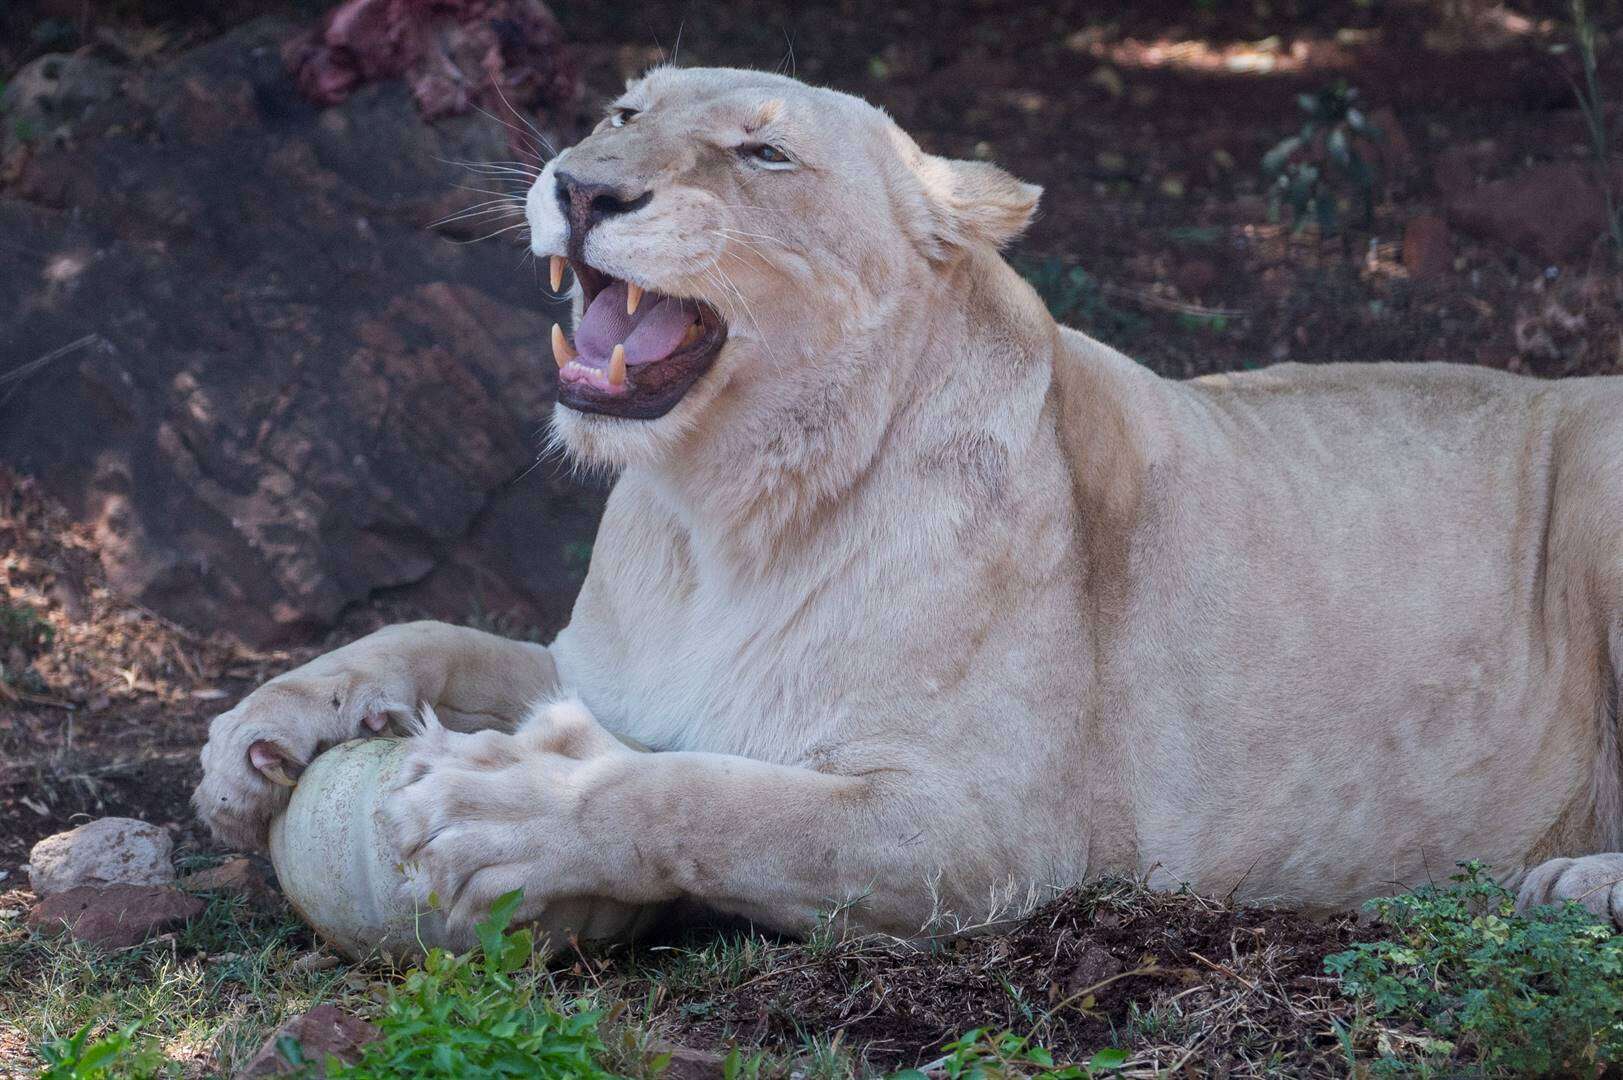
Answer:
[
  {"xmin": 1516, "ymin": 854, "xmax": 1623, "ymax": 927},
  {"xmin": 1521, "ymin": 627, "xmax": 1623, "ymax": 928}
]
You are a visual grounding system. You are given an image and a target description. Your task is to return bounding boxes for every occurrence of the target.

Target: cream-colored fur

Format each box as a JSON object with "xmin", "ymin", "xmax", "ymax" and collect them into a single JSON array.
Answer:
[{"xmin": 194, "ymin": 67, "xmax": 1623, "ymax": 942}]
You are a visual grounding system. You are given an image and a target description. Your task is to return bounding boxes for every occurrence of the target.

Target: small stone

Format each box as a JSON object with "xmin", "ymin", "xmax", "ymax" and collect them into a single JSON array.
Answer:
[
  {"xmin": 1067, "ymin": 944, "xmax": 1125, "ymax": 991},
  {"xmin": 1086, "ymin": 66, "xmax": 1124, "ymax": 98},
  {"xmin": 28, "ymin": 818, "xmax": 175, "ymax": 897},
  {"xmin": 26, "ymin": 884, "xmax": 203, "ymax": 949},
  {"xmin": 1363, "ymin": 106, "xmax": 1414, "ymax": 175},
  {"xmin": 236, "ymin": 1004, "xmax": 379, "ymax": 1078},
  {"xmin": 1094, "ymin": 150, "xmax": 1128, "ymax": 175},
  {"xmin": 1402, "ymin": 215, "xmax": 1452, "ymax": 281},
  {"xmin": 179, "ymin": 857, "xmax": 276, "ymax": 905},
  {"xmin": 287, "ymin": 951, "xmax": 342, "ymax": 975},
  {"xmin": 646, "ymin": 1040, "xmax": 727, "ymax": 1080},
  {"xmin": 1174, "ymin": 259, "xmax": 1219, "ymax": 299}
]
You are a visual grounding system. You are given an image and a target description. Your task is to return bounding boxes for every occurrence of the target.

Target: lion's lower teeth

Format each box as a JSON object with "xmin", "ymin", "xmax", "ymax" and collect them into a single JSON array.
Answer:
[{"xmin": 680, "ymin": 323, "xmax": 703, "ymax": 348}]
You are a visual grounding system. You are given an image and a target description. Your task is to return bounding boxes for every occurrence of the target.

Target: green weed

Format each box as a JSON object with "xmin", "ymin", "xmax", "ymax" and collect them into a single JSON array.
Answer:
[
  {"xmin": 321, "ymin": 890, "xmax": 613, "ymax": 1079},
  {"xmin": 1262, "ymin": 82, "xmax": 1382, "ymax": 234},
  {"xmin": 1326, "ymin": 862, "xmax": 1623, "ymax": 1076},
  {"xmin": 896, "ymin": 1028, "xmax": 1127, "ymax": 1079},
  {"xmin": 1014, "ymin": 257, "xmax": 1143, "ymax": 342},
  {"xmin": 0, "ymin": 602, "xmax": 53, "ymax": 655},
  {"xmin": 36, "ymin": 1023, "xmax": 167, "ymax": 1080}
]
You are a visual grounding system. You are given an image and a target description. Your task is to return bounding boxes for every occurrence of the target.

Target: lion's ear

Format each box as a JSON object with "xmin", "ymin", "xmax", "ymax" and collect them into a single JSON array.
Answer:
[{"xmin": 917, "ymin": 155, "xmax": 1042, "ymax": 255}]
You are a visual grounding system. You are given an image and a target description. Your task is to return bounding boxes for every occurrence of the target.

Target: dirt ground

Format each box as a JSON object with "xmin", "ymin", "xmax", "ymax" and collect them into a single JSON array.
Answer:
[
  {"xmin": 2, "ymin": 0, "xmax": 1622, "ymax": 1072},
  {"xmin": 621, "ymin": 883, "xmax": 1381, "ymax": 1074}
]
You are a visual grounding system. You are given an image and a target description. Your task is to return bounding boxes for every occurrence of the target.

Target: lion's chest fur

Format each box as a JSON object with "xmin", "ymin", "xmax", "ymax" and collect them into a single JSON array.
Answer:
[{"xmin": 550, "ymin": 417, "xmax": 1101, "ymax": 874}]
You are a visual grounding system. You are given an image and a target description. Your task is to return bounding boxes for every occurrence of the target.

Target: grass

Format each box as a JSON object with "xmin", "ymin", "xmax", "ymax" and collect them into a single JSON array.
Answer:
[
  {"xmin": 1569, "ymin": 0, "xmax": 1621, "ymax": 264},
  {"xmin": 2, "ymin": 889, "xmax": 351, "ymax": 1076},
  {"xmin": 0, "ymin": 601, "xmax": 53, "ymax": 693},
  {"xmin": 4, "ymin": 868, "xmax": 1621, "ymax": 1077}
]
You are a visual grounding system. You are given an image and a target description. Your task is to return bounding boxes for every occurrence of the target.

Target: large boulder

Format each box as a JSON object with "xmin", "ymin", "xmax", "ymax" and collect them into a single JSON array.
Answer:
[
  {"xmin": 28, "ymin": 817, "xmax": 175, "ymax": 896},
  {"xmin": 0, "ymin": 17, "xmax": 601, "ymax": 646}
]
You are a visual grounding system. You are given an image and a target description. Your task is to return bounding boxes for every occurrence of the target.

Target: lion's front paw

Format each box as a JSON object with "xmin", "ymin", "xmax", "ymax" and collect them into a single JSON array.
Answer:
[
  {"xmin": 193, "ymin": 672, "xmax": 406, "ymax": 851},
  {"xmin": 1517, "ymin": 854, "xmax": 1623, "ymax": 927},
  {"xmin": 380, "ymin": 699, "xmax": 634, "ymax": 936}
]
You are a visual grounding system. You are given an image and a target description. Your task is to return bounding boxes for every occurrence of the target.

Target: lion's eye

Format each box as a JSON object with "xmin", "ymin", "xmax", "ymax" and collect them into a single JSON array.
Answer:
[
  {"xmin": 741, "ymin": 143, "xmax": 792, "ymax": 166},
  {"xmin": 609, "ymin": 108, "xmax": 639, "ymax": 128}
]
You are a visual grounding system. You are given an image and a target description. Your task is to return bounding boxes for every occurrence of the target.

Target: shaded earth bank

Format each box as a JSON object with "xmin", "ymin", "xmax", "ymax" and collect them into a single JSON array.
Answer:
[{"xmin": 0, "ymin": 13, "xmax": 604, "ymax": 648}]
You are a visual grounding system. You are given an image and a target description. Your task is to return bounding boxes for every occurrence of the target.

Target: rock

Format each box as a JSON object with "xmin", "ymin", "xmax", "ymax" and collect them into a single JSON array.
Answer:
[
  {"xmin": 646, "ymin": 1041, "xmax": 727, "ymax": 1080},
  {"xmin": 0, "ymin": 19, "xmax": 601, "ymax": 646},
  {"xmin": 1402, "ymin": 215, "xmax": 1452, "ymax": 280},
  {"xmin": 1431, "ymin": 141, "xmax": 1501, "ymax": 200},
  {"xmin": 1066, "ymin": 944, "xmax": 1125, "ymax": 991},
  {"xmin": 286, "ymin": 950, "xmax": 342, "ymax": 975},
  {"xmin": 236, "ymin": 1004, "xmax": 379, "ymax": 1078},
  {"xmin": 28, "ymin": 818, "xmax": 175, "ymax": 896},
  {"xmin": 0, "ymin": 53, "xmax": 124, "ymax": 173},
  {"xmin": 1448, "ymin": 162, "xmax": 1618, "ymax": 263},
  {"xmin": 26, "ymin": 884, "xmax": 203, "ymax": 948},
  {"xmin": 1357, "ymin": 106, "xmax": 1414, "ymax": 179},
  {"xmin": 1173, "ymin": 259, "xmax": 1218, "ymax": 300},
  {"xmin": 179, "ymin": 857, "xmax": 277, "ymax": 906}
]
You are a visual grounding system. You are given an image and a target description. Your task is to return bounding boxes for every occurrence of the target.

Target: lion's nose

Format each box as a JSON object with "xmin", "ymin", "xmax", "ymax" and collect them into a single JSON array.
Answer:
[{"xmin": 555, "ymin": 171, "xmax": 653, "ymax": 256}]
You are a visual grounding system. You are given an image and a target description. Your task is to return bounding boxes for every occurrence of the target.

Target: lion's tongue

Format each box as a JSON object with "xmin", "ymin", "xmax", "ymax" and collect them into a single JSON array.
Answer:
[{"xmin": 575, "ymin": 282, "xmax": 695, "ymax": 367}]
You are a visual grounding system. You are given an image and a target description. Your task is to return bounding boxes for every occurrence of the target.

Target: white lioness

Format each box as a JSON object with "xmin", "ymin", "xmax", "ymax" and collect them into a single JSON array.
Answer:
[{"xmin": 195, "ymin": 67, "xmax": 1623, "ymax": 942}]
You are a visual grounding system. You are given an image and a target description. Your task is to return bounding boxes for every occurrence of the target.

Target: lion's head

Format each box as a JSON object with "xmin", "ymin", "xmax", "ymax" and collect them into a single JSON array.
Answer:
[{"xmin": 527, "ymin": 67, "xmax": 1044, "ymax": 471}]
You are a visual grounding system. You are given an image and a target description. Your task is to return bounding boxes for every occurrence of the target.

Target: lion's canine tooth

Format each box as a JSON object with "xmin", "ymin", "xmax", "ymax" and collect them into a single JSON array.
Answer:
[
  {"xmin": 609, "ymin": 344, "xmax": 627, "ymax": 387},
  {"xmin": 550, "ymin": 255, "xmax": 565, "ymax": 293},
  {"xmin": 551, "ymin": 323, "xmax": 575, "ymax": 368},
  {"xmin": 626, "ymin": 282, "xmax": 643, "ymax": 315}
]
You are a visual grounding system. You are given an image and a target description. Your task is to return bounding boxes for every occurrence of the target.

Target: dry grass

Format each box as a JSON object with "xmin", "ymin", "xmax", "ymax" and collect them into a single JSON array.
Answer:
[{"xmin": 2, "ymin": 873, "xmax": 1389, "ymax": 1078}]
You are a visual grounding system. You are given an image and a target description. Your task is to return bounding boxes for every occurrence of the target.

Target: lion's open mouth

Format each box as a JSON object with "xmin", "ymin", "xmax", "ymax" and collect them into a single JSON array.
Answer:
[{"xmin": 549, "ymin": 257, "xmax": 728, "ymax": 420}]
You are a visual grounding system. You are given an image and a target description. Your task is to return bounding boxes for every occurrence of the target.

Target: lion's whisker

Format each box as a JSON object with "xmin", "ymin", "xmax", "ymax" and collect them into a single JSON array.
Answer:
[
  {"xmin": 450, "ymin": 220, "xmax": 532, "ymax": 246},
  {"xmin": 716, "ymin": 228, "xmax": 795, "ymax": 250},
  {"xmin": 429, "ymin": 206, "xmax": 528, "ymax": 230},
  {"xmin": 713, "ymin": 233, "xmax": 773, "ymax": 262},
  {"xmin": 486, "ymin": 79, "xmax": 559, "ymax": 158},
  {"xmin": 431, "ymin": 198, "xmax": 527, "ymax": 219},
  {"xmin": 707, "ymin": 256, "xmax": 780, "ymax": 367},
  {"xmin": 439, "ymin": 157, "xmax": 543, "ymax": 179},
  {"xmin": 452, "ymin": 183, "xmax": 530, "ymax": 201},
  {"xmin": 468, "ymin": 99, "xmax": 555, "ymax": 164}
]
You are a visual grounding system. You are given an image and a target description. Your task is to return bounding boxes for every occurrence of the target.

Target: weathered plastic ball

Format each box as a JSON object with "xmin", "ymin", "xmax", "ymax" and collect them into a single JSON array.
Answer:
[
  {"xmin": 269, "ymin": 737, "xmax": 661, "ymax": 962},
  {"xmin": 269, "ymin": 738, "xmax": 445, "ymax": 962}
]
